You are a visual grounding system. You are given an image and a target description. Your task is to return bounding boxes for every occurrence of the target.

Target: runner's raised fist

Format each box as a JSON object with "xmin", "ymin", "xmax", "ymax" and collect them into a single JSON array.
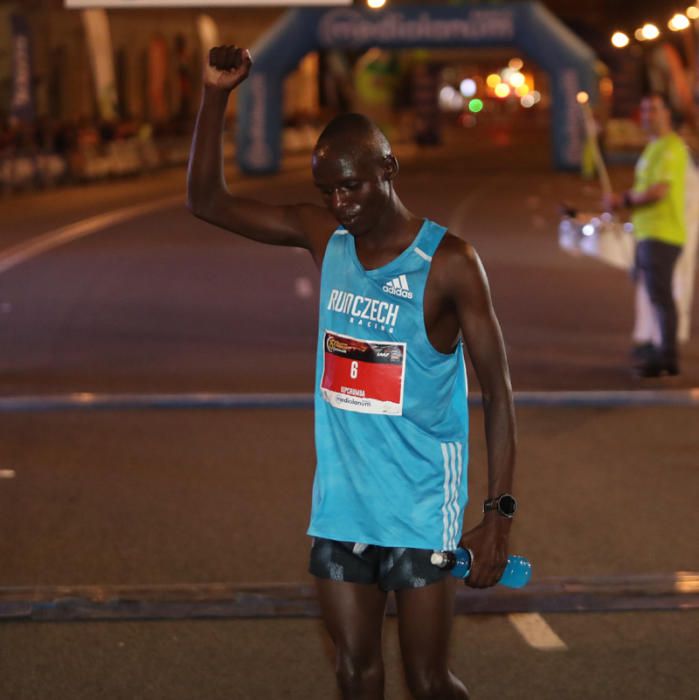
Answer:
[{"xmin": 204, "ymin": 45, "xmax": 252, "ymax": 91}]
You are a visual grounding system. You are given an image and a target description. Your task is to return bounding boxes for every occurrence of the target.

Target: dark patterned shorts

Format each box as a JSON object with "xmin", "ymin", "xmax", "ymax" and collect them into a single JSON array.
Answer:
[{"xmin": 308, "ymin": 537, "xmax": 448, "ymax": 591}]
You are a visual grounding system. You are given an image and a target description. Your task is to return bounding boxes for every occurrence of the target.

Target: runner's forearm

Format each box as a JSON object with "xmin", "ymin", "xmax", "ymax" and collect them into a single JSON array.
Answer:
[
  {"xmin": 482, "ymin": 388, "xmax": 516, "ymax": 501},
  {"xmin": 186, "ymin": 86, "xmax": 232, "ymax": 216}
]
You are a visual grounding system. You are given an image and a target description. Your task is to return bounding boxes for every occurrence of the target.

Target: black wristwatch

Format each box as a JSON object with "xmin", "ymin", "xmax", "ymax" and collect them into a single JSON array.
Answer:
[{"xmin": 483, "ymin": 493, "xmax": 517, "ymax": 518}]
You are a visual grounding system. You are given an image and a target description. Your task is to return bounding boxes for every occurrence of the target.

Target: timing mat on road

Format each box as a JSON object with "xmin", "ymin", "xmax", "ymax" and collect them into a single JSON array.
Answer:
[{"xmin": 1, "ymin": 572, "xmax": 698, "ymax": 622}]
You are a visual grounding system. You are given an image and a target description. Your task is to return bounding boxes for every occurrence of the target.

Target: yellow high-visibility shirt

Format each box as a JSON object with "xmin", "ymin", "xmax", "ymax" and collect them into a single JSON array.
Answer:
[{"xmin": 632, "ymin": 132, "xmax": 688, "ymax": 246}]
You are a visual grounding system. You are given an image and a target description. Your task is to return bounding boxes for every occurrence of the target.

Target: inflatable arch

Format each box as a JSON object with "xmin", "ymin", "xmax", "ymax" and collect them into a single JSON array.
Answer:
[{"xmin": 236, "ymin": 2, "xmax": 598, "ymax": 174}]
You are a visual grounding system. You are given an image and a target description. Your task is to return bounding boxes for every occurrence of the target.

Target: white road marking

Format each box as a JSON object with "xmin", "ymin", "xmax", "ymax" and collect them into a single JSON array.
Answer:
[
  {"xmin": 673, "ymin": 573, "xmax": 699, "ymax": 593},
  {"xmin": 294, "ymin": 276, "xmax": 313, "ymax": 299},
  {"xmin": 508, "ymin": 613, "xmax": 568, "ymax": 651},
  {"xmin": 0, "ymin": 469, "xmax": 16, "ymax": 479},
  {"xmin": 0, "ymin": 195, "xmax": 181, "ymax": 275}
]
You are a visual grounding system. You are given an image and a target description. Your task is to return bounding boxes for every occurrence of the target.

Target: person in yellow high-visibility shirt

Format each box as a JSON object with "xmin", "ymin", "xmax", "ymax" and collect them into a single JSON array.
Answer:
[{"xmin": 606, "ymin": 93, "xmax": 689, "ymax": 377}]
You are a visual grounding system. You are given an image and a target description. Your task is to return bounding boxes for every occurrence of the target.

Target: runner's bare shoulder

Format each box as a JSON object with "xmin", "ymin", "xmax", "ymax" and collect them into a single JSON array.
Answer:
[{"xmin": 431, "ymin": 233, "xmax": 491, "ymax": 313}]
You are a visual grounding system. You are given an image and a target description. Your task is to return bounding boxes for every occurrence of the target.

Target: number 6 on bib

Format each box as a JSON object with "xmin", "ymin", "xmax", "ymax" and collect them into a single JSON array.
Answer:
[{"xmin": 321, "ymin": 330, "xmax": 406, "ymax": 415}]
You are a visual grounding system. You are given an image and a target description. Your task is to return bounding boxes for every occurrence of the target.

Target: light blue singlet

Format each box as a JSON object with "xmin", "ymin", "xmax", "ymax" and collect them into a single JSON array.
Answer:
[{"xmin": 308, "ymin": 219, "xmax": 469, "ymax": 551}]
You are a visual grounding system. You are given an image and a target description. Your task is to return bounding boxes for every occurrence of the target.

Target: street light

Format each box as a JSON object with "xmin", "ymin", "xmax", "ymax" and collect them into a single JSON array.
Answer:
[
  {"xmin": 669, "ymin": 13, "xmax": 691, "ymax": 31},
  {"xmin": 611, "ymin": 31, "xmax": 630, "ymax": 48},
  {"xmin": 640, "ymin": 23, "xmax": 660, "ymax": 40},
  {"xmin": 688, "ymin": 6, "xmax": 699, "ymax": 21}
]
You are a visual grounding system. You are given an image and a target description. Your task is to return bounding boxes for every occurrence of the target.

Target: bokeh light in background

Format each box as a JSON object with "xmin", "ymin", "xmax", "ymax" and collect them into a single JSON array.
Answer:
[
  {"xmin": 509, "ymin": 72, "xmax": 525, "ymax": 89},
  {"xmin": 600, "ymin": 77, "xmax": 614, "ymax": 98},
  {"xmin": 500, "ymin": 67, "xmax": 517, "ymax": 84},
  {"xmin": 439, "ymin": 52, "xmax": 539, "ymax": 118},
  {"xmin": 439, "ymin": 85, "xmax": 465, "ymax": 111},
  {"xmin": 366, "ymin": 0, "xmax": 386, "ymax": 8},
  {"xmin": 494, "ymin": 82, "xmax": 511, "ymax": 98},
  {"xmin": 668, "ymin": 13, "xmax": 690, "ymax": 31},
  {"xmin": 614, "ymin": 5, "xmax": 699, "ymax": 49},
  {"xmin": 486, "ymin": 73, "xmax": 501, "ymax": 88},
  {"xmin": 640, "ymin": 23, "xmax": 660, "ymax": 40},
  {"xmin": 611, "ymin": 31, "xmax": 630, "ymax": 48},
  {"xmin": 459, "ymin": 113, "xmax": 477, "ymax": 128},
  {"xmin": 576, "ymin": 91, "xmax": 589, "ymax": 105},
  {"xmin": 459, "ymin": 78, "xmax": 477, "ymax": 98}
]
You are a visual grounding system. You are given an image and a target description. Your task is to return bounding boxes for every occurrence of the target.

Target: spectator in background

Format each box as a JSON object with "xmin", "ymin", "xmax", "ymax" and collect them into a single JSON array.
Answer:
[{"xmin": 605, "ymin": 94, "xmax": 689, "ymax": 378}]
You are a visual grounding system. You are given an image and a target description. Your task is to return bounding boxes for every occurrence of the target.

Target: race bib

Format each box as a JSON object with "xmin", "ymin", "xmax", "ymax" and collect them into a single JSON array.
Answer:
[{"xmin": 321, "ymin": 330, "xmax": 406, "ymax": 415}]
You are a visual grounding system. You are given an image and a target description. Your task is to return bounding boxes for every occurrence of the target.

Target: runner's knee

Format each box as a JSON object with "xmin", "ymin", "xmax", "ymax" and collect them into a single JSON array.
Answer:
[{"xmin": 335, "ymin": 648, "xmax": 383, "ymax": 695}]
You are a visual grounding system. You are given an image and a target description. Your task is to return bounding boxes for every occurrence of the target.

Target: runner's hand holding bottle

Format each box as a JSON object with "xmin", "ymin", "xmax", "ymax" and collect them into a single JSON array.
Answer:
[{"xmin": 431, "ymin": 548, "xmax": 531, "ymax": 588}]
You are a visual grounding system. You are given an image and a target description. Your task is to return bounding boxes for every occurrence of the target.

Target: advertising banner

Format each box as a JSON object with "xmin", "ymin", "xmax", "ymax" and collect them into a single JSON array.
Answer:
[
  {"xmin": 695, "ymin": 22, "xmax": 699, "ymax": 105},
  {"xmin": 148, "ymin": 35, "xmax": 169, "ymax": 123},
  {"xmin": 196, "ymin": 14, "xmax": 220, "ymax": 65},
  {"xmin": 81, "ymin": 8, "xmax": 118, "ymax": 120},
  {"xmin": 10, "ymin": 13, "xmax": 35, "ymax": 123},
  {"xmin": 0, "ymin": 8, "xmax": 14, "ymax": 111}
]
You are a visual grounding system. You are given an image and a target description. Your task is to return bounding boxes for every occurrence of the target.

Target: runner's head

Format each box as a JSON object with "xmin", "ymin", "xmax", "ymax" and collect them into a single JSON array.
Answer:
[
  {"xmin": 312, "ymin": 113, "xmax": 399, "ymax": 236},
  {"xmin": 640, "ymin": 93, "xmax": 672, "ymax": 137}
]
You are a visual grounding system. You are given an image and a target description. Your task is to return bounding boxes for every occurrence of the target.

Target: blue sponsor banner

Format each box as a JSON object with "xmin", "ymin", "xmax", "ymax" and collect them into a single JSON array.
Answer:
[{"xmin": 10, "ymin": 13, "xmax": 35, "ymax": 123}]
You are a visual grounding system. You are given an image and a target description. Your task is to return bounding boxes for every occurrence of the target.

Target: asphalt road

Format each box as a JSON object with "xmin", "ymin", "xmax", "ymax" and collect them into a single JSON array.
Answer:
[
  {"xmin": 2, "ymin": 128, "xmax": 698, "ymax": 395},
  {"xmin": 1, "ymin": 610, "xmax": 697, "ymax": 700},
  {"xmin": 0, "ymin": 126, "xmax": 697, "ymax": 699}
]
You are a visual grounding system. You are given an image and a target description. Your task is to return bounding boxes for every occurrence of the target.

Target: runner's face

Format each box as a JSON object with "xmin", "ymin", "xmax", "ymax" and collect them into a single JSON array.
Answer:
[{"xmin": 312, "ymin": 147, "xmax": 391, "ymax": 236}]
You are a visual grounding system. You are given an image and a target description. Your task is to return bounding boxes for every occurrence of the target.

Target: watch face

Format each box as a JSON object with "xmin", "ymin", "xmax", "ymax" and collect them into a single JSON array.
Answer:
[{"xmin": 498, "ymin": 494, "xmax": 517, "ymax": 516}]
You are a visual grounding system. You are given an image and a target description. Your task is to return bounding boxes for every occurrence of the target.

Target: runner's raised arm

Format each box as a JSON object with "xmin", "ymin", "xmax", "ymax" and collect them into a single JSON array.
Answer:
[{"xmin": 186, "ymin": 45, "xmax": 334, "ymax": 263}]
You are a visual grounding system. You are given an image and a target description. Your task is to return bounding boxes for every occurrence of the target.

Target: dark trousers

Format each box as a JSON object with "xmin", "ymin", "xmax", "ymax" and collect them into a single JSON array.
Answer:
[{"xmin": 635, "ymin": 239, "xmax": 682, "ymax": 364}]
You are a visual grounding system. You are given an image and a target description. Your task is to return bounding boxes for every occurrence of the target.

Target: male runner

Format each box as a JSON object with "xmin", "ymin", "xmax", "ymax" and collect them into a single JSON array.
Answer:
[{"xmin": 187, "ymin": 45, "xmax": 517, "ymax": 700}]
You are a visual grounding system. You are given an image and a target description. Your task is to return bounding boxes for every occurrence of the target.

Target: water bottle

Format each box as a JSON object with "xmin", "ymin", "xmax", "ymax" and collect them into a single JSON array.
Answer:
[{"xmin": 430, "ymin": 547, "xmax": 532, "ymax": 588}]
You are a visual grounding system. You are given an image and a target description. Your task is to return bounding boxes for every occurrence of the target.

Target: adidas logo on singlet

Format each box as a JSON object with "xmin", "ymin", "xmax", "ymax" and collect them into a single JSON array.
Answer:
[{"xmin": 383, "ymin": 274, "xmax": 413, "ymax": 299}]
